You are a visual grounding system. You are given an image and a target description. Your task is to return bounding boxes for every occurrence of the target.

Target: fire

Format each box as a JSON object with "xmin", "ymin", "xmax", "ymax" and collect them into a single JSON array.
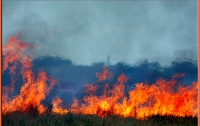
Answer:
[
  {"xmin": 2, "ymin": 34, "xmax": 198, "ymax": 120},
  {"xmin": 2, "ymin": 34, "xmax": 63, "ymax": 114},
  {"xmin": 52, "ymin": 97, "xmax": 68, "ymax": 114},
  {"xmin": 71, "ymin": 67, "xmax": 198, "ymax": 119},
  {"xmin": 96, "ymin": 66, "xmax": 113, "ymax": 81}
]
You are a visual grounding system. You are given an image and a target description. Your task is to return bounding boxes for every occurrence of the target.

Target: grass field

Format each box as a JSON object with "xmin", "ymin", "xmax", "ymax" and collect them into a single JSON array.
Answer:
[{"xmin": 2, "ymin": 111, "xmax": 197, "ymax": 126}]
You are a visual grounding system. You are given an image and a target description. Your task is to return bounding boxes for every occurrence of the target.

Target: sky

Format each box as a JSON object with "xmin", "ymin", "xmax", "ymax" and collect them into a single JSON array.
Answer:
[{"xmin": 3, "ymin": 0, "xmax": 198, "ymax": 66}]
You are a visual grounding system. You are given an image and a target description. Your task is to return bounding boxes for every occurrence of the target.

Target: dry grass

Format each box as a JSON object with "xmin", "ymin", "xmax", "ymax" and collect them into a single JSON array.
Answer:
[{"xmin": 2, "ymin": 111, "xmax": 197, "ymax": 126}]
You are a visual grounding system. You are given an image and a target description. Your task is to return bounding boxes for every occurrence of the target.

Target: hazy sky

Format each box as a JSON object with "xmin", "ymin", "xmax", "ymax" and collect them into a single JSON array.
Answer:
[{"xmin": 3, "ymin": 1, "xmax": 197, "ymax": 66}]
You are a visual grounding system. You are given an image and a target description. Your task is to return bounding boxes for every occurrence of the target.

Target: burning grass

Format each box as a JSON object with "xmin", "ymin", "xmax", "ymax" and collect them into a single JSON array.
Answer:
[{"xmin": 2, "ymin": 34, "xmax": 198, "ymax": 125}]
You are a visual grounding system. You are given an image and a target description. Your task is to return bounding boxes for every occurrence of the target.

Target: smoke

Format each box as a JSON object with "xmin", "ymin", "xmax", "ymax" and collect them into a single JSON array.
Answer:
[
  {"xmin": 3, "ymin": 56, "xmax": 197, "ymax": 104},
  {"xmin": 3, "ymin": 1, "xmax": 197, "ymax": 66}
]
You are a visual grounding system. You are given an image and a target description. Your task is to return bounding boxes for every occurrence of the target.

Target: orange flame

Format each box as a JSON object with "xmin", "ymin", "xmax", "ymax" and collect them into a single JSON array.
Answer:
[
  {"xmin": 96, "ymin": 66, "xmax": 113, "ymax": 81},
  {"xmin": 2, "ymin": 35, "xmax": 63, "ymax": 114},
  {"xmin": 52, "ymin": 97, "xmax": 68, "ymax": 114},
  {"xmin": 71, "ymin": 68, "xmax": 197, "ymax": 119},
  {"xmin": 2, "ymin": 34, "xmax": 198, "ymax": 120}
]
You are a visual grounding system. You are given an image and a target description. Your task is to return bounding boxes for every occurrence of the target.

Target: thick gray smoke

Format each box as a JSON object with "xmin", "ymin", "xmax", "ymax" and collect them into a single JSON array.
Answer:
[{"xmin": 3, "ymin": 1, "xmax": 197, "ymax": 66}]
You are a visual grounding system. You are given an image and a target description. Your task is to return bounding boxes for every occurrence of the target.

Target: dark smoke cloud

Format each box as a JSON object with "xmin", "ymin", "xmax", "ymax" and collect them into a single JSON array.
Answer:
[{"xmin": 2, "ymin": 57, "xmax": 197, "ymax": 103}]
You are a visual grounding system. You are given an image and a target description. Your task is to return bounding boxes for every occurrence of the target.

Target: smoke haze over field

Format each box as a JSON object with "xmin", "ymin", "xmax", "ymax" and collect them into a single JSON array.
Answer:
[{"xmin": 3, "ymin": 1, "xmax": 197, "ymax": 66}]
